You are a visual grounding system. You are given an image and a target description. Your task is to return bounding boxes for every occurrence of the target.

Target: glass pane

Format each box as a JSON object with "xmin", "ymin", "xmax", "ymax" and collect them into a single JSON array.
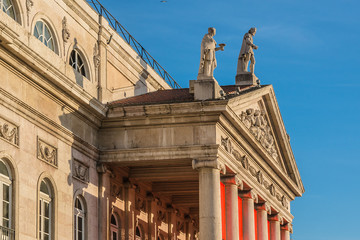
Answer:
[
  {"xmin": 44, "ymin": 218, "xmax": 49, "ymax": 233},
  {"xmin": 74, "ymin": 215, "xmax": 77, "ymax": 240},
  {"xmin": 111, "ymin": 214, "xmax": 116, "ymax": 225},
  {"xmin": 3, "ymin": 184, "xmax": 9, "ymax": 201},
  {"xmin": 75, "ymin": 198, "xmax": 82, "ymax": 210},
  {"xmin": 78, "ymin": 231, "xmax": 82, "ymax": 240},
  {"xmin": 44, "ymin": 25, "xmax": 51, "ymax": 40},
  {"xmin": 2, "ymin": 218, "xmax": 9, "ymax": 228},
  {"xmin": 78, "ymin": 216, "xmax": 83, "ymax": 231},
  {"xmin": 0, "ymin": 161, "xmax": 9, "ymax": 177},
  {"xmin": 35, "ymin": 21, "xmax": 43, "ymax": 36},
  {"xmin": 3, "ymin": 202, "xmax": 9, "ymax": 218},
  {"xmin": 112, "ymin": 232, "xmax": 117, "ymax": 240},
  {"xmin": 40, "ymin": 180, "xmax": 49, "ymax": 195},
  {"xmin": 44, "ymin": 234, "xmax": 49, "ymax": 240},
  {"xmin": 44, "ymin": 202, "xmax": 49, "ymax": 217}
]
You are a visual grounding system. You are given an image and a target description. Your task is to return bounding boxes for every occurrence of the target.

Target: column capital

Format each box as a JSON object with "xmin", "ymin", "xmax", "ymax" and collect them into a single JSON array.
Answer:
[
  {"xmin": 192, "ymin": 159, "xmax": 226, "ymax": 174},
  {"xmin": 239, "ymin": 190, "xmax": 258, "ymax": 202},
  {"xmin": 281, "ymin": 223, "xmax": 293, "ymax": 233},
  {"xmin": 268, "ymin": 213, "xmax": 283, "ymax": 224},
  {"xmin": 255, "ymin": 202, "xmax": 271, "ymax": 214},
  {"xmin": 96, "ymin": 163, "xmax": 107, "ymax": 173}
]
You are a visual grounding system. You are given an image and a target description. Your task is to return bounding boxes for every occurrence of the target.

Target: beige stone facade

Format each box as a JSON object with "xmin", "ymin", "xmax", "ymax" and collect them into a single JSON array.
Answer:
[{"xmin": 0, "ymin": 0, "xmax": 304, "ymax": 240}]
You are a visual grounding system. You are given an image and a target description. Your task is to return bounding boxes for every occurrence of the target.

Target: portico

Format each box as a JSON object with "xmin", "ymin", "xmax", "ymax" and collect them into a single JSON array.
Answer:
[{"xmin": 97, "ymin": 84, "xmax": 304, "ymax": 240}]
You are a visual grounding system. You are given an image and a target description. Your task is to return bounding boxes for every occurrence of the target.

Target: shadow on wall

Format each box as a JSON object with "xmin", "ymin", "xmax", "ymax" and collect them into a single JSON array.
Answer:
[{"xmin": 134, "ymin": 56, "xmax": 149, "ymax": 96}]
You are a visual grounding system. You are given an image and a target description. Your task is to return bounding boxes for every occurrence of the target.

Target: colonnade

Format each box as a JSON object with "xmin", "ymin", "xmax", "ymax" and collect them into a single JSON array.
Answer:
[{"xmin": 193, "ymin": 160, "xmax": 292, "ymax": 240}]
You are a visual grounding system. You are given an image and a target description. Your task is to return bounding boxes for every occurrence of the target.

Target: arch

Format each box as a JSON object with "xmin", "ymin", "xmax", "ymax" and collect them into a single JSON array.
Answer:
[
  {"xmin": 37, "ymin": 172, "xmax": 58, "ymax": 240},
  {"xmin": 0, "ymin": 151, "xmax": 19, "ymax": 239},
  {"xmin": 30, "ymin": 13, "xmax": 61, "ymax": 55},
  {"xmin": 135, "ymin": 223, "xmax": 145, "ymax": 240},
  {"xmin": 0, "ymin": 0, "xmax": 22, "ymax": 24}
]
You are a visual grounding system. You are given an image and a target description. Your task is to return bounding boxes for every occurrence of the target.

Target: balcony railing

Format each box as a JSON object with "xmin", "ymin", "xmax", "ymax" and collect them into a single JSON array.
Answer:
[
  {"xmin": 86, "ymin": 0, "xmax": 181, "ymax": 89},
  {"xmin": 0, "ymin": 226, "xmax": 14, "ymax": 240}
]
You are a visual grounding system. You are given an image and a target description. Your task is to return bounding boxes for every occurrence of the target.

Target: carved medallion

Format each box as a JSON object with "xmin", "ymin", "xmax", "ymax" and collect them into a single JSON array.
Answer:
[
  {"xmin": 37, "ymin": 138, "xmax": 57, "ymax": 167},
  {"xmin": 111, "ymin": 184, "xmax": 123, "ymax": 199},
  {"xmin": 240, "ymin": 108, "xmax": 279, "ymax": 160},
  {"xmin": 72, "ymin": 159, "xmax": 89, "ymax": 183},
  {"xmin": 0, "ymin": 117, "xmax": 19, "ymax": 146}
]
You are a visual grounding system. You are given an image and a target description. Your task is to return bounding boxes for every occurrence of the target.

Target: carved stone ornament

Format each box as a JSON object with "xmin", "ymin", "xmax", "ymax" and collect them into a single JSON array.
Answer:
[
  {"xmin": 73, "ymin": 159, "xmax": 89, "ymax": 183},
  {"xmin": 135, "ymin": 197, "xmax": 146, "ymax": 212},
  {"xmin": 241, "ymin": 155, "xmax": 249, "ymax": 170},
  {"xmin": 111, "ymin": 184, "xmax": 123, "ymax": 199},
  {"xmin": 221, "ymin": 136, "xmax": 233, "ymax": 153},
  {"xmin": 257, "ymin": 170, "xmax": 264, "ymax": 185},
  {"xmin": 26, "ymin": 0, "xmax": 34, "ymax": 24},
  {"xmin": 62, "ymin": 17, "xmax": 70, "ymax": 43},
  {"xmin": 157, "ymin": 210, "xmax": 166, "ymax": 222},
  {"xmin": 93, "ymin": 43, "xmax": 100, "ymax": 69},
  {"xmin": 177, "ymin": 221, "xmax": 184, "ymax": 233},
  {"xmin": 37, "ymin": 138, "xmax": 57, "ymax": 167},
  {"xmin": 0, "ymin": 117, "xmax": 19, "ymax": 146},
  {"xmin": 240, "ymin": 108, "xmax": 279, "ymax": 160}
]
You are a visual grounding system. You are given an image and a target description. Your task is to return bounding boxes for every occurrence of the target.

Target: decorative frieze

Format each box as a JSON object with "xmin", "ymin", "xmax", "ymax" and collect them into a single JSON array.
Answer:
[
  {"xmin": 72, "ymin": 159, "xmax": 89, "ymax": 183},
  {"xmin": 37, "ymin": 138, "xmax": 57, "ymax": 167},
  {"xmin": 221, "ymin": 135, "xmax": 289, "ymax": 210},
  {"xmin": 239, "ymin": 108, "xmax": 279, "ymax": 160},
  {"xmin": 0, "ymin": 117, "xmax": 19, "ymax": 146}
]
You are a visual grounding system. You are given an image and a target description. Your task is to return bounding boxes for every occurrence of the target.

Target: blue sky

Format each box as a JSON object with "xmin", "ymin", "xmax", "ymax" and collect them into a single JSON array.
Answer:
[{"xmin": 98, "ymin": 0, "xmax": 360, "ymax": 239}]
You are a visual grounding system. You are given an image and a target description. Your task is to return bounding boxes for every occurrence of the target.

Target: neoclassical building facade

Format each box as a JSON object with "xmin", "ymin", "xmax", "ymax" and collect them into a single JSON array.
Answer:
[{"xmin": 0, "ymin": 0, "xmax": 304, "ymax": 240}]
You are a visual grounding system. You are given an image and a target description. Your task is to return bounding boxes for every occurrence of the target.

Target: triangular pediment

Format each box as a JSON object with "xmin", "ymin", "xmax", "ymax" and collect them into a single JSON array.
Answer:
[{"xmin": 227, "ymin": 85, "xmax": 304, "ymax": 195}]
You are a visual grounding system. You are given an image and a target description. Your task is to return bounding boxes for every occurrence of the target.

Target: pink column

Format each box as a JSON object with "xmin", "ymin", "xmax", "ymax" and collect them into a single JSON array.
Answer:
[
  {"xmin": 268, "ymin": 214, "xmax": 280, "ymax": 240},
  {"xmin": 255, "ymin": 203, "xmax": 269, "ymax": 240},
  {"xmin": 280, "ymin": 223, "xmax": 290, "ymax": 240},
  {"xmin": 223, "ymin": 176, "xmax": 240, "ymax": 240},
  {"xmin": 239, "ymin": 191, "xmax": 256, "ymax": 240}
]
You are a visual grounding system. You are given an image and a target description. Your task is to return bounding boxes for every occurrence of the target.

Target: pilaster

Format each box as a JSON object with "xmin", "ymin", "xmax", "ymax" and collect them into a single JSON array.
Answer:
[{"xmin": 255, "ymin": 203, "xmax": 271, "ymax": 240}]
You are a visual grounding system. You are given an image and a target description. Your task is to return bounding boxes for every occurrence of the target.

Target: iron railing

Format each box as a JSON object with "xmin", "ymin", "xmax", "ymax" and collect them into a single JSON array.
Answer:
[
  {"xmin": 0, "ymin": 226, "xmax": 14, "ymax": 240},
  {"xmin": 86, "ymin": 0, "xmax": 181, "ymax": 89}
]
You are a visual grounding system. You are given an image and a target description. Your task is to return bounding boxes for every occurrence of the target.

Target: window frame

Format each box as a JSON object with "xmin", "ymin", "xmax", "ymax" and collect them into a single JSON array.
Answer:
[
  {"xmin": 0, "ymin": 0, "xmax": 17, "ymax": 22},
  {"xmin": 0, "ymin": 160, "xmax": 12, "ymax": 230},
  {"xmin": 33, "ymin": 19, "xmax": 58, "ymax": 54},
  {"xmin": 74, "ymin": 196, "xmax": 85, "ymax": 240},
  {"xmin": 110, "ymin": 213, "xmax": 119, "ymax": 240}
]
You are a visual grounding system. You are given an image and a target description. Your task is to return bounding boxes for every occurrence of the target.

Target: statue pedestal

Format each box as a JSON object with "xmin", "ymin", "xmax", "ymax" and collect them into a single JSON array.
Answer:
[
  {"xmin": 235, "ymin": 73, "xmax": 258, "ymax": 86},
  {"xmin": 192, "ymin": 78, "xmax": 223, "ymax": 101}
]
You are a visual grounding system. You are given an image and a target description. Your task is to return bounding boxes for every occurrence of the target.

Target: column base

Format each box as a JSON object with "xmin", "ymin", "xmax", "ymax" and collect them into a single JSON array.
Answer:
[{"xmin": 235, "ymin": 73, "xmax": 259, "ymax": 86}]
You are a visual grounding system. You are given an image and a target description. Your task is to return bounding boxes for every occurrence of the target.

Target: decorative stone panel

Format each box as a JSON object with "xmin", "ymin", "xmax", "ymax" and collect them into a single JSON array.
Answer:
[
  {"xmin": 37, "ymin": 138, "xmax": 57, "ymax": 167},
  {"xmin": 72, "ymin": 159, "xmax": 89, "ymax": 183},
  {"xmin": 0, "ymin": 117, "xmax": 19, "ymax": 146}
]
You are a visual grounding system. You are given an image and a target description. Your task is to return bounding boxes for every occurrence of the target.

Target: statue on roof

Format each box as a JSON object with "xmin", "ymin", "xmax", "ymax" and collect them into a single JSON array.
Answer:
[
  {"xmin": 197, "ymin": 27, "xmax": 225, "ymax": 80},
  {"xmin": 237, "ymin": 27, "xmax": 258, "ymax": 75}
]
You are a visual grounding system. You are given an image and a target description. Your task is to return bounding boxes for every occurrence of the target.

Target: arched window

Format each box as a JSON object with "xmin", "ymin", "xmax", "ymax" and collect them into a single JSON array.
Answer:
[
  {"xmin": 33, "ymin": 20, "xmax": 57, "ymax": 53},
  {"xmin": 110, "ymin": 213, "xmax": 120, "ymax": 240},
  {"xmin": 39, "ymin": 179, "xmax": 53, "ymax": 240},
  {"xmin": 69, "ymin": 49, "xmax": 88, "ymax": 78},
  {"xmin": 1, "ymin": 0, "xmax": 16, "ymax": 21},
  {"xmin": 0, "ymin": 160, "xmax": 13, "ymax": 237},
  {"xmin": 74, "ymin": 196, "xmax": 85, "ymax": 240}
]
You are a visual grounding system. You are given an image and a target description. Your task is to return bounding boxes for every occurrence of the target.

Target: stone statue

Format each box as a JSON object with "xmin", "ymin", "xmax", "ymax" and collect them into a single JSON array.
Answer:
[
  {"xmin": 197, "ymin": 27, "xmax": 225, "ymax": 80},
  {"xmin": 237, "ymin": 27, "xmax": 258, "ymax": 75}
]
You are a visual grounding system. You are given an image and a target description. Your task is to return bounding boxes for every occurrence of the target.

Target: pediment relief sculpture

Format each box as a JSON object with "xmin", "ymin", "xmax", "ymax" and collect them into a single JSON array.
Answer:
[{"xmin": 240, "ymin": 108, "xmax": 279, "ymax": 160}]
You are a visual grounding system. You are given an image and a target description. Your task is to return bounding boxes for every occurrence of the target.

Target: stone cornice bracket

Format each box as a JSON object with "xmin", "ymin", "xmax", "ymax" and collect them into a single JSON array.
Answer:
[
  {"xmin": 192, "ymin": 159, "xmax": 226, "ymax": 174},
  {"xmin": 239, "ymin": 190, "xmax": 258, "ymax": 203}
]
